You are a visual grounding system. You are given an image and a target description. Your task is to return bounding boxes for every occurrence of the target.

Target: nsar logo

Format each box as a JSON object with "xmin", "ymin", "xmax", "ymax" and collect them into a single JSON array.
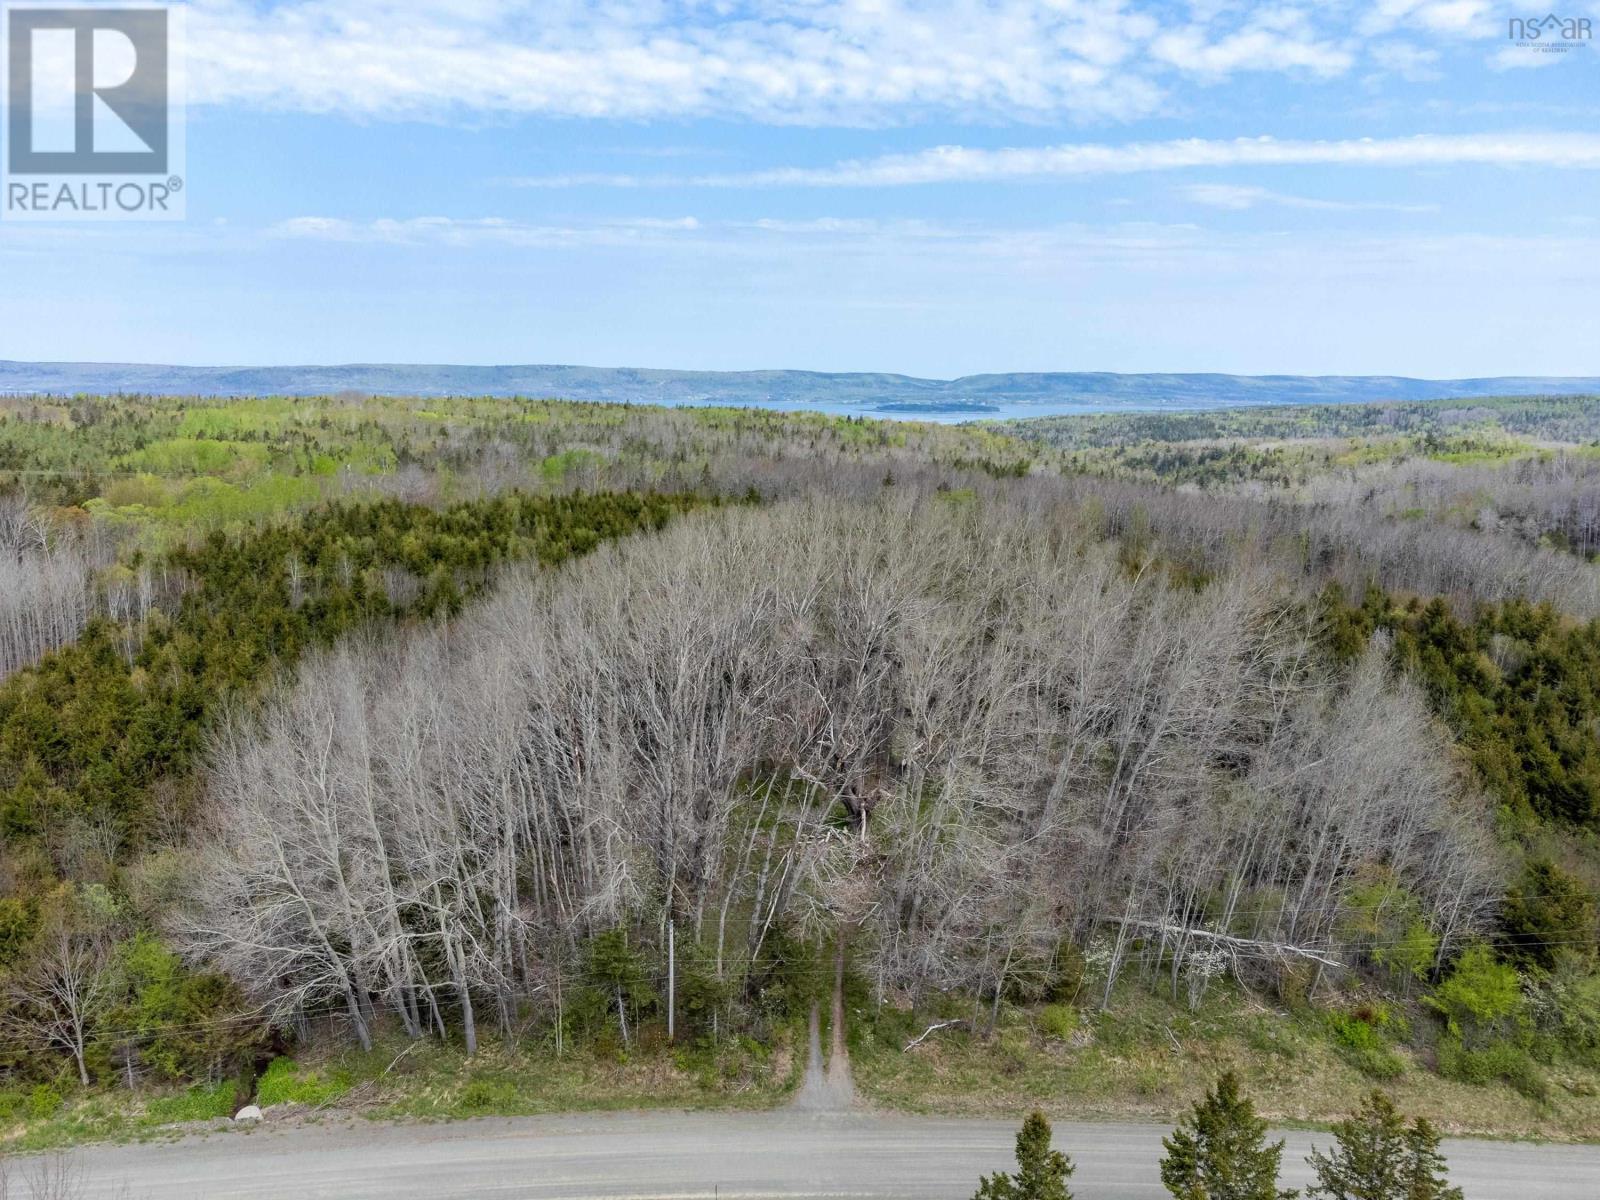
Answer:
[{"xmin": 1507, "ymin": 12, "xmax": 1593, "ymax": 51}]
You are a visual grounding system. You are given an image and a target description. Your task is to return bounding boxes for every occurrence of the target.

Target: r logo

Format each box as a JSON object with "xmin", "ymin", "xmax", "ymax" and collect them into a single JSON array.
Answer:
[{"xmin": 6, "ymin": 6, "xmax": 168, "ymax": 175}]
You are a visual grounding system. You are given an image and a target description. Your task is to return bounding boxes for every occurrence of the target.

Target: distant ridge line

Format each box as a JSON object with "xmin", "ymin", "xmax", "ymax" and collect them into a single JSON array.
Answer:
[{"xmin": 2, "ymin": 360, "xmax": 1597, "ymax": 414}]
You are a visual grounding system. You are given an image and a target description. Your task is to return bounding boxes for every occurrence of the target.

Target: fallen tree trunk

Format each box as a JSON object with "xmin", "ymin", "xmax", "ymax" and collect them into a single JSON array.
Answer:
[
  {"xmin": 903, "ymin": 1019, "xmax": 968, "ymax": 1052},
  {"xmin": 1105, "ymin": 917, "xmax": 1343, "ymax": 969}
]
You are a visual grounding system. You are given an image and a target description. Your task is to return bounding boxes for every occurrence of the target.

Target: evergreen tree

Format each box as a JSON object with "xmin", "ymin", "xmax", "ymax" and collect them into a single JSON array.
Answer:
[
  {"xmin": 1502, "ymin": 859, "xmax": 1598, "ymax": 971},
  {"xmin": 974, "ymin": 1111, "xmax": 1074, "ymax": 1200},
  {"xmin": 1161, "ymin": 1071, "xmax": 1295, "ymax": 1200},
  {"xmin": 1307, "ymin": 1093, "xmax": 1463, "ymax": 1200},
  {"xmin": 1401, "ymin": 1119, "xmax": 1463, "ymax": 1200}
]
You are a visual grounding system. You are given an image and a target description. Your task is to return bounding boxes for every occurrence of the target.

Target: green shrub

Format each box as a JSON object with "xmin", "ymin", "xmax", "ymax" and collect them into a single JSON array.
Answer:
[
  {"xmin": 1037, "ymin": 1004, "xmax": 1078, "ymax": 1042},
  {"xmin": 0, "ymin": 1086, "xmax": 61, "ymax": 1124},
  {"xmin": 143, "ymin": 1079, "xmax": 234, "ymax": 1125},
  {"xmin": 113, "ymin": 932, "xmax": 256, "ymax": 1084},
  {"xmin": 575, "ymin": 928, "xmax": 658, "ymax": 1044},
  {"xmin": 1540, "ymin": 971, "xmax": 1600, "ymax": 1067},
  {"xmin": 857, "ymin": 1003, "xmax": 920, "ymax": 1054},
  {"xmin": 1045, "ymin": 943, "xmax": 1087, "ymax": 1003},
  {"xmin": 0, "ymin": 897, "xmax": 36, "ymax": 968},
  {"xmin": 1133, "ymin": 1066, "xmax": 1164, "ymax": 1096},
  {"xmin": 254, "ymin": 1057, "xmax": 352, "ymax": 1108},
  {"xmin": 1275, "ymin": 962, "xmax": 1317, "ymax": 1010},
  {"xmin": 457, "ymin": 1077, "xmax": 520, "ymax": 1114},
  {"xmin": 1325, "ymin": 1012, "xmax": 1405, "ymax": 1080},
  {"xmin": 1342, "ymin": 873, "xmax": 1438, "ymax": 993},
  {"xmin": 1348, "ymin": 1043, "xmax": 1406, "ymax": 1081},
  {"xmin": 1427, "ymin": 944, "xmax": 1523, "ymax": 1044},
  {"xmin": 1327, "ymin": 1012, "xmax": 1376, "ymax": 1051},
  {"xmin": 1375, "ymin": 922, "xmax": 1439, "ymax": 992},
  {"xmin": 1241, "ymin": 1020, "xmax": 1297, "ymax": 1061},
  {"xmin": 996, "ymin": 1030, "xmax": 1030, "ymax": 1074},
  {"xmin": 1436, "ymin": 1038, "xmax": 1548, "ymax": 1101},
  {"xmin": 26, "ymin": 1084, "xmax": 62, "ymax": 1121}
]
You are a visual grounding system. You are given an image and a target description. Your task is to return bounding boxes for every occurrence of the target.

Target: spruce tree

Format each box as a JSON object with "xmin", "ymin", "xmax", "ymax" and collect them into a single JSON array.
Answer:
[
  {"xmin": 1307, "ymin": 1093, "xmax": 1463, "ymax": 1200},
  {"xmin": 974, "ymin": 1111, "xmax": 1074, "ymax": 1200},
  {"xmin": 1402, "ymin": 1118, "xmax": 1464, "ymax": 1200},
  {"xmin": 1160, "ymin": 1071, "xmax": 1296, "ymax": 1200}
]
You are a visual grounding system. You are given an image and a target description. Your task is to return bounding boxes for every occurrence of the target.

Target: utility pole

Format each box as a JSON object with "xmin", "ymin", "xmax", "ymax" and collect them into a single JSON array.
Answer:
[
  {"xmin": 667, "ymin": 918, "xmax": 677, "ymax": 1042},
  {"xmin": 554, "ymin": 960, "xmax": 563, "ymax": 1059}
]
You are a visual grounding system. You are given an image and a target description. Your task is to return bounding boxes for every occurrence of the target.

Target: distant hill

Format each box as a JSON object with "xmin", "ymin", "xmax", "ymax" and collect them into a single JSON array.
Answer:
[{"xmin": 2, "ymin": 360, "xmax": 1597, "ymax": 415}]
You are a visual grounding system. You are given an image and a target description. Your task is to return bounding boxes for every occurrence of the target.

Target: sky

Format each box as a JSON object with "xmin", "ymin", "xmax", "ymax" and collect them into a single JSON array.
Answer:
[{"xmin": 2, "ymin": 0, "xmax": 1598, "ymax": 377}]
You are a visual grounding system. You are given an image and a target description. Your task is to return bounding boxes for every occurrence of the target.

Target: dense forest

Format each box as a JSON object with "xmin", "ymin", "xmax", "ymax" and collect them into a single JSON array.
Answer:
[
  {"xmin": 1006, "ymin": 396, "xmax": 1600, "ymax": 564},
  {"xmin": 1, "ymin": 391, "xmax": 1599, "ymax": 1139},
  {"xmin": 1004, "ymin": 394, "xmax": 1600, "ymax": 449}
]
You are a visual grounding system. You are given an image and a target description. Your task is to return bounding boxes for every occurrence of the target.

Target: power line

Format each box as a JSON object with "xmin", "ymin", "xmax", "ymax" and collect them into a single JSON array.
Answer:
[
  {"xmin": 19, "ymin": 966, "xmax": 686, "ymax": 1047},
  {"xmin": 16, "ymin": 929, "xmax": 1599, "ymax": 1051}
]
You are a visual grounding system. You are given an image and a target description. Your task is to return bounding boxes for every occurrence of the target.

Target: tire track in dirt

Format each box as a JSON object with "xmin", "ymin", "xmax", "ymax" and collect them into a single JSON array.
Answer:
[{"xmin": 792, "ymin": 941, "xmax": 854, "ymax": 1111}]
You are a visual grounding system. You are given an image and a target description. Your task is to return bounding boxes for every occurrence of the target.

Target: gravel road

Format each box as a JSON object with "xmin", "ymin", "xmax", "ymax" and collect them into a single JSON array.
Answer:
[{"xmin": 10, "ymin": 1109, "xmax": 1597, "ymax": 1200}]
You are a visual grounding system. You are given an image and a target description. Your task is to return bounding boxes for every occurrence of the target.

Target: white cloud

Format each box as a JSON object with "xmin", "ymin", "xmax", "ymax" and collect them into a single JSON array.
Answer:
[
  {"xmin": 1150, "ymin": 10, "xmax": 1354, "ymax": 78},
  {"xmin": 505, "ymin": 173, "xmax": 650, "ymax": 190},
  {"xmin": 271, "ymin": 214, "xmax": 701, "ymax": 247},
  {"xmin": 269, "ymin": 214, "xmax": 1600, "ymax": 284},
  {"xmin": 1360, "ymin": 0, "xmax": 1496, "ymax": 38},
  {"xmin": 1184, "ymin": 182, "xmax": 1446, "ymax": 212},
  {"xmin": 265, "ymin": 212, "xmax": 1228, "ymax": 264},
  {"xmin": 1368, "ymin": 41, "xmax": 1443, "ymax": 81},
  {"xmin": 173, "ymin": 0, "xmax": 1492, "ymax": 125},
  {"xmin": 185, "ymin": 0, "xmax": 1169, "ymax": 123},
  {"xmin": 1179, "ymin": 183, "xmax": 1439, "ymax": 212},
  {"xmin": 601, "ymin": 131, "xmax": 1600, "ymax": 188},
  {"xmin": 747, "ymin": 217, "xmax": 898, "ymax": 236}
]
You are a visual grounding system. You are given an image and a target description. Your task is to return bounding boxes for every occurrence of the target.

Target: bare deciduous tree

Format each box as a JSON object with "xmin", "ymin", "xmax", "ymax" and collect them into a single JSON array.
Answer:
[
  {"xmin": 3, "ymin": 918, "xmax": 118, "ymax": 1086},
  {"xmin": 175, "ymin": 493, "xmax": 1502, "ymax": 1045}
]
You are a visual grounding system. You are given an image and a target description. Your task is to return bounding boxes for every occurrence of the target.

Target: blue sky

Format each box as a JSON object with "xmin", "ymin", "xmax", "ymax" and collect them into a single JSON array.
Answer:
[{"xmin": 3, "ymin": 0, "xmax": 1599, "ymax": 376}]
